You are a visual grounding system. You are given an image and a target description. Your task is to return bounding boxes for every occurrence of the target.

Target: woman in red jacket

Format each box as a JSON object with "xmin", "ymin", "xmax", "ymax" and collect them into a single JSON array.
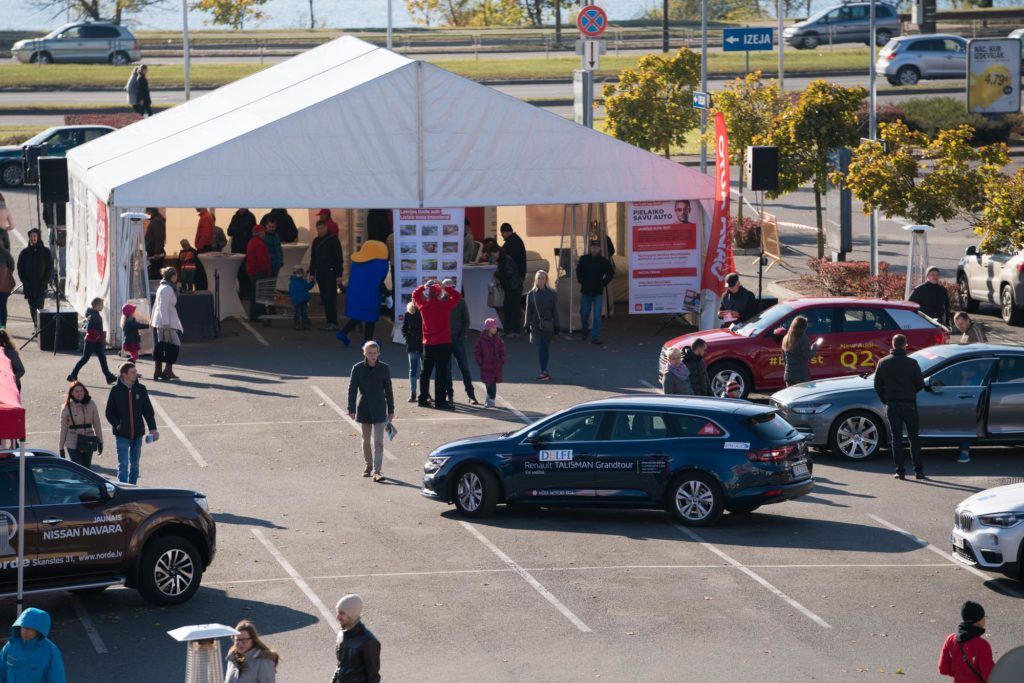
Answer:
[
  {"xmin": 246, "ymin": 225, "xmax": 271, "ymax": 325},
  {"xmin": 413, "ymin": 279, "xmax": 461, "ymax": 410},
  {"xmin": 939, "ymin": 600, "xmax": 995, "ymax": 682}
]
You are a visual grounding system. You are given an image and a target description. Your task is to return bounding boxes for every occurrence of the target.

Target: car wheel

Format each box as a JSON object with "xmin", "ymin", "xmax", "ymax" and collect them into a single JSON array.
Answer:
[
  {"xmin": 1001, "ymin": 285, "xmax": 1024, "ymax": 326},
  {"xmin": 452, "ymin": 465, "xmax": 498, "ymax": 518},
  {"xmin": 829, "ymin": 410, "xmax": 885, "ymax": 460},
  {"xmin": 958, "ymin": 274, "xmax": 979, "ymax": 313},
  {"xmin": 896, "ymin": 66, "xmax": 920, "ymax": 86},
  {"xmin": 708, "ymin": 361, "xmax": 752, "ymax": 398},
  {"xmin": 137, "ymin": 536, "xmax": 202, "ymax": 605},
  {"xmin": 668, "ymin": 472, "xmax": 723, "ymax": 526},
  {"xmin": 1, "ymin": 163, "xmax": 25, "ymax": 188},
  {"xmin": 31, "ymin": 51, "xmax": 53, "ymax": 64},
  {"xmin": 886, "ymin": 76, "xmax": 900, "ymax": 86},
  {"xmin": 800, "ymin": 34, "xmax": 819, "ymax": 49},
  {"xmin": 875, "ymin": 29, "xmax": 893, "ymax": 46},
  {"xmin": 110, "ymin": 51, "xmax": 130, "ymax": 66},
  {"xmin": 726, "ymin": 505, "xmax": 760, "ymax": 515}
]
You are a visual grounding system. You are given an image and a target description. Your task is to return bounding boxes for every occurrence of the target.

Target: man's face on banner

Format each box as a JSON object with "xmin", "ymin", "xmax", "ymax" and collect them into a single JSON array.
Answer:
[{"xmin": 675, "ymin": 200, "xmax": 691, "ymax": 224}]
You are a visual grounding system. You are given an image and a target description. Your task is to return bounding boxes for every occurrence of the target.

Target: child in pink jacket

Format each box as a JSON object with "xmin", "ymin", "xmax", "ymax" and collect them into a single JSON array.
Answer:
[{"xmin": 474, "ymin": 318, "xmax": 506, "ymax": 409}]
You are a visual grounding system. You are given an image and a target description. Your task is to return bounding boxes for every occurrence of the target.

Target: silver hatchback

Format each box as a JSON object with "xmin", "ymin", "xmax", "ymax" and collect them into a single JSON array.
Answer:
[
  {"xmin": 877, "ymin": 34, "xmax": 967, "ymax": 86},
  {"xmin": 11, "ymin": 22, "xmax": 140, "ymax": 65}
]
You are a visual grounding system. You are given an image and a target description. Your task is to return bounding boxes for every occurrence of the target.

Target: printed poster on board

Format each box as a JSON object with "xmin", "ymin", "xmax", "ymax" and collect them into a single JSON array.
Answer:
[
  {"xmin": 392, "ymin": 208, "xmax": 465, "ymax": 343},
  {"xmin": 967, "ymin": 38, "xmax": 1022, "ymax": 115},
  {"xmin": 627, "ymin": 200, "xmax": 701, "ymax": 315}
]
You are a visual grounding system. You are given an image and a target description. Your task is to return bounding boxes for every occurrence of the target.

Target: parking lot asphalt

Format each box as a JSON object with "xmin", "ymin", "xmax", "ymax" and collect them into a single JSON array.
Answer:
[{"xmin": 3, "ymin": 189, "xmax": 1024, "ymax": 680}]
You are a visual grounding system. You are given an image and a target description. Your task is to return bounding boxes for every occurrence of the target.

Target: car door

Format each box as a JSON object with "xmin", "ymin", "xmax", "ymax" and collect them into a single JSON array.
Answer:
[
  {"xmin": 919, "ymin": 358, "xmax": 996, "ymax": 440},
  {"xmin": 984, "ymin": 251, "xmax": 1012, "ymax": 304},
  {"xmin": 985, "ymin": 355, "xmax": 1024, "ymax": 436},
  {"xmin": 599, "ymin": 411, "xmax": 676, "ymax": 500},
  {"xmin": 55, "ymin": 26, "xmax": 88, "ymax": 62},
  {"xmin": 844, "ymin": 5, "xmax": 869, "ymax": 43},
  {"xmin": 30, "ymin": 462, "xmax": 127, "ymax": 580},
  {"xmin": 965, "ymin": 248, "xmax": 990, "ymax": 303},
  {"xmin": 910, "ymin": 38, "xmax": 942, "ymax": 77},
  {"xmin": 0, "ymin": 463, "xmax": 37, "ymax": 592},
  {"xmin": 510, "ymin": 410, "xmax": 609, "ymax": 500},
  {"xmin": 836, "ymin": 306, "xmax": 899, "ymax": 376},
  {"xmin": 942, "ymin": 38, "xmax": 967, "ymax": 78}
]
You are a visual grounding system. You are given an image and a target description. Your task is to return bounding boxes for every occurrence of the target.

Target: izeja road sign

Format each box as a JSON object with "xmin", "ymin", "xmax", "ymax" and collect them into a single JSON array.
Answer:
[{"xmin": 722, "ymin": 28, "xmax": 774, "ymax": 52}]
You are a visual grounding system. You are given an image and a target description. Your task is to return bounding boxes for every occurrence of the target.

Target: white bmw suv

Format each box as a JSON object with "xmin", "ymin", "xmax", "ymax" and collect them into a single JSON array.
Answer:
[{"xmin": 951, "ymin": 482, "xmax": 1024, "ymax": 580}]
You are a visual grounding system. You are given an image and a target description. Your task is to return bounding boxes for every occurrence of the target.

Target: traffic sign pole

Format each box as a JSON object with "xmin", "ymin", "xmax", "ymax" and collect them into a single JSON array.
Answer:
[
  {"xmin": 700, "ymin": 0, "xmax": 707, "ymax": 173},
  {"xmin": 778, "ymin": 0, "xmax": 785, "ymax": 91}
]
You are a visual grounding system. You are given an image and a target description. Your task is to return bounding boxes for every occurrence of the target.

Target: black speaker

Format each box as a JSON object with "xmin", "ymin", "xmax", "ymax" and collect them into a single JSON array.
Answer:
[
  {"xmin": 38, "ymin": 157, "xmax": 69, "ymax": 204},
  {"xmin": 21, "ymin": 145, "xmax": 45, "ymax": 185},
  {"xmin": 746, "ymin": 146, "xmax": 779, "ymax": 192},
  {"xmin": 37, "ymin": 309, "xmax": 79, "ymax": 352}
]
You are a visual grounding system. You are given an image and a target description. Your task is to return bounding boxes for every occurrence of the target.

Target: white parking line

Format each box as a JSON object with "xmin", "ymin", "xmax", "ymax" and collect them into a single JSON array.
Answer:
[
  {"xmin": 674, "ymin": 524, "xmax": 832, "ymax": 629},
  {"xmin": 639, "ymin": 379, "xmax": 657, "ymax": 390},
  {"xmin": 459, "ymin": 521, "xmax": 592, "ymax": 633},
  {"xmin": 70, "ymin": 595, "xmax": 108, "ymax": 654},
  {"xmin": 867, "ymin": 514, "xmax": 1024, "ymax": 597},
  {"xmin": 310, "ymin": 385, "xmax": 397, "ymax": 461},
  {"xmin": 237, "ymin": 318, "xmax": 271, "ymax": 347},
  {"xmin": 496, "ymin": 396, "xmax": 531, "ymax": 424},
  {"xmin": 251, "ymin": 528, "xmax": 339, "ymax": 635},
  {"xmin": 149, "ymin": 396, "xmax": 208, "ymax": 468}
]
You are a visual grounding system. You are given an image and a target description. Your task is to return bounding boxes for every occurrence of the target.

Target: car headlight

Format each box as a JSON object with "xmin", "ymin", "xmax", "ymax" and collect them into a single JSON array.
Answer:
[
  {"xmin": 424, "ymin": 455, "xmax": 450, "ymax": 474},
  {"xmin": 978, "ymin": 512, "xmax": 1024, "ymax": 528},
  {"xmin": 789, "ymin": 402, "xmax": 832, "ymax": 415}
]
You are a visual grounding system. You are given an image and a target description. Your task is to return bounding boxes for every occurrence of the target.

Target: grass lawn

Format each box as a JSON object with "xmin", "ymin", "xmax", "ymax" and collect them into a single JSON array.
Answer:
[
  {"xmin": 0, "ymin": 47, "xmax": 875, "ymax": 89},
  {"xmin": 0, "ymin": 126, "xmax": 46, "ymax": 146}
]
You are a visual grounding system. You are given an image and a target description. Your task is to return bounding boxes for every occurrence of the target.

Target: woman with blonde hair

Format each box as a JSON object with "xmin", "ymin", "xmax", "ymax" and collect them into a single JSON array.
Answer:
[
  {"xmin": 224, "ymin": 620, "xmax": 279, "ymax": 683},
  {"xmin": 524, "ymin": 270, "xmax": 559, "ymax": 381},
  {"xmin": 661, "ymin": 347, "xmax": 692, "ymax": 395},
  {"xmin": 781, "ymin": 315, "xmax": 820, "ymax": 387}
]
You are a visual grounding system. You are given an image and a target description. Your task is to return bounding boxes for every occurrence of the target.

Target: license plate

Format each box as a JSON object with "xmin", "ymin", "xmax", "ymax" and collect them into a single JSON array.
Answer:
[
  {"xmin": 792, "ymin": 461, "xmax": 810, "ymax": 478},
  {"xmin": 951, "ymin": 533, "xmax": 965, "ymax": 550}
]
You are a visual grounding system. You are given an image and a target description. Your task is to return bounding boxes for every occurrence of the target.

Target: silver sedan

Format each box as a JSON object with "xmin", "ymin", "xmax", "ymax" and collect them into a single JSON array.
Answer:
[{"xmin": 770, "ymin": 344, "xmax": 1024, "ymax": 461}]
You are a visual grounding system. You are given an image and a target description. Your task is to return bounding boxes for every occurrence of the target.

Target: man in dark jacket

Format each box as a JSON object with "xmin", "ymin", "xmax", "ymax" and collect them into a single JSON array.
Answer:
[
  {"xmin": 16, "ymin": 228, "xmax": 52, "ymax": 328},
  {"xmin": 719, "ymin": 272, "xmax": 758, "ymax": 324},
  {"xmin": 576, "ymin": 240, "xmax": 615, "ymax": 344},
  {"xmin": 105, "ymin": 362, "xmax": 157, "ymax": 485},
  {"xmin": 909, "ymin": 266, "xmax": 952, "ymax": 327},
  {"xmin": 683, "ymin": 338, "xmax": 712, "ymax": 396},
  {"xmin": 227, "ymin": 208, "xmax": 256, "ymax": 254},
  {"xmin": 498, "ymin": 223, "xmax": 526, "ymax": 336},
  {"xmin": 347, "ymin": 342, "xmax": 395, "ymax": 481},
  {"xmin": 309, "ymin": 220, "xmax": 344, "ymax": 331},
  {"xmin": 334, "ymin": 594, "xmax": 380, "ymax": 683},
  {"xmin": 873, "ymin": 334, "xmax": 926, "ymax": 480},
  {"xmin": 500, "ymin": 222, "xmax": 527, "ymax": 283},
  {"xmin": 144, "ymin": 208, "xmax": 166, "ymax": 280},
  {"xmin": 260, "ymin": 208, "xmax": 298, "ymax": 244},
  {"xmin": 442, "ymin": 279, "xmax": 478, "ymax": 405}
]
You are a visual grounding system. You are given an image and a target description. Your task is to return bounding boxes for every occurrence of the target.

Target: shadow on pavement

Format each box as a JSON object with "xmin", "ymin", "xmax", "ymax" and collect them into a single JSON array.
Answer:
[{"xmin": 212, "ymin": 512, "xmax": 287, "ymax": 529}]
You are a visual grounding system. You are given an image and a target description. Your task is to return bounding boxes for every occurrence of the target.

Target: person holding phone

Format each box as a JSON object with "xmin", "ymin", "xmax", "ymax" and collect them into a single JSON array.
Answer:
[
  {"xmin": 105, "ymin": 362, "xmax": 157, "ymax": 485},
  {"xmin": 781, "ymin": 316, "xmax": 820, "ymax": 387}
]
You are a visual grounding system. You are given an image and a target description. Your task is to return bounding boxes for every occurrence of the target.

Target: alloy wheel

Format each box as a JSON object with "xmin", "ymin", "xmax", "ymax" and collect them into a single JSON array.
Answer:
[
  {"xmin": 675, "ymin": 479, "xmax": 715, "ymax": 521},
  {"xmin": 457, "ymin": 472, "xmax": 483, "ymax": 512},
  {"xmin": 153, "ymin": 548, "xmax": 195, "ymax": 597},
  {"xmin": 836, "ymin": 415, "xmax": 879, "ymax": 459}
]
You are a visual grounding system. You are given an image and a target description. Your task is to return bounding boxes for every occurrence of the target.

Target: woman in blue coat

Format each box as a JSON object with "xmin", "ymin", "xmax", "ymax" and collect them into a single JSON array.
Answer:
[
  {"xmin": 0, "ymin": 607, "xmax": 66, "ymax": 683},
  {"xmin": 337, "ymin": 240, "xmax": 390, "ymax": 346}
]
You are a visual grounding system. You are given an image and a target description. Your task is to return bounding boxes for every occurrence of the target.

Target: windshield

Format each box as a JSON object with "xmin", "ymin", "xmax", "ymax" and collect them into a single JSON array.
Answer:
[
  {"xmin": 503, "ymin": 406, "xmax": 574, "ymax": 440},
  {"xmin": 863, "ymin": 348, "xmax": 948, "ymax": 379},
  {"xmin": 805, "ymin": 6, "xmax": 832, "ymax": 22},
  {"xmin": 732, "ymin": 303, "xmax": 794, "ymax": 337},
  {"xmin": 43, "ymin": 25, "xmax": 74, "ymax": 39}
]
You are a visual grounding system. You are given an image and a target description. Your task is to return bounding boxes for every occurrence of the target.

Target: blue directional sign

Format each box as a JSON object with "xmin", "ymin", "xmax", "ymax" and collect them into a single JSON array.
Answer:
[
  {"xmin": 692, "ymin": 91, "xmax": 711, "ymax": 110},
  {"xmin": 722, "ymin": 27, "xmax": 774, "ymax": 52}
]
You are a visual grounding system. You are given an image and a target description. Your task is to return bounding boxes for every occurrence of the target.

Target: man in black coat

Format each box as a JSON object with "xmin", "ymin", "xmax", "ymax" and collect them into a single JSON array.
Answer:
[
  {"xmin": 334, "ymin": 594, "xmax": 381, "ymax": 683},
  {"xmin": 576, "ymin": 240, "xmax": 615, "ymax": 344},
  {"xmin": 16, "ymin": 228, "xmax": 52, "ymax": 328},
  {"xmin": 105, "ymin": 362, "xmax": 157, "ymax": 485},
  {"xmin": 909, "ymin": 266, "xmax": 951, "ymax": 327},
  {"xmin": 260, "ymin": 208, "xmax": 298, "ymax": 244},
  {"xmin": 874, "ymin": 334, "xmax": 926, "ymax": 480},
  {"xmin": 499, "ymin": 222, "xmax": 526, "ymax": 336},
  {"xmin": 309, "ymin": 220, "xmax": 344, "ymax": 331},
  {"xmin": 227, "ymin": 208, "xmax": 256, "ymax": 254},
  {"xmin": 719, "ymin": 272, "xmax": 758, "ymax": 324},
  {"xmin": 683, "ymin": 339, "xmax": 712, "ymax": 396},
  {"xmin": 499, "ymin": 222, "xmax": 527, "ymax": 282}
]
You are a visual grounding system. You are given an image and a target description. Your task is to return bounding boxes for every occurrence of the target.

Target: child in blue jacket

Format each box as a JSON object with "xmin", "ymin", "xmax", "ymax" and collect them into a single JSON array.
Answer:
[
  {"xmin": 0, "ymin": 607, "xmax": 66, "ymax": 683},
  {"xmin": 289, "ymin": 265, "xmax": 315, "ymax": 330}
]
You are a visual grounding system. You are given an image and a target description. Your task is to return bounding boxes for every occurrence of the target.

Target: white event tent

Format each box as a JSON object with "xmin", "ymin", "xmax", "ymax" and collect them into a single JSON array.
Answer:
[{"xmin": 65, "ymin": 35, "xmax": 715, "ymax": 340}]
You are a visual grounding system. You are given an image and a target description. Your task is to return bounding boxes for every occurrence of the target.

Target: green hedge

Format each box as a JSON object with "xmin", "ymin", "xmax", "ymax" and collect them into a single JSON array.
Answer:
[{"xmin": 899, "ymin": 96, "xmax": 1015, "ymax": 144}]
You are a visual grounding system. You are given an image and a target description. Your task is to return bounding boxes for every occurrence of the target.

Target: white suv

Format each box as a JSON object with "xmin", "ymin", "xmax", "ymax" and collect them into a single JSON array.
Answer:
[
  {"xmin": 951, "ymin": 482, "xmax": 1024, "ymax": 580},
  {"xmin": 957, "ymin": 244, "xmax": 1024, "ymax": 326}
]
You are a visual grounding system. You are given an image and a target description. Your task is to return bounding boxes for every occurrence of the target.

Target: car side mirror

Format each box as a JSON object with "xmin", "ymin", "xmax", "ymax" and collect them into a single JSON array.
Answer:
[
  {"xmin": 526, "ymin": 430, "xmax": 544, "ymax": 448},
  {"xmin": 103, "ymin": 482, "xmax": 115, "ymax": 500},
  {"xmin": 772, "ymin": 327, "xmax": 787, "ymax": 341},
  {"xmin": 965, "ymin": 246, "xmax": 978, "ymax": 257}
]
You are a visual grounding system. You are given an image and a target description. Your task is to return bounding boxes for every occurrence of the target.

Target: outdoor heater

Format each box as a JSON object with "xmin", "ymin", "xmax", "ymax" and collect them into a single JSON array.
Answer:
[{"xmin": 167, "ymin": 623, "xmax": 239, "ymax": 683}]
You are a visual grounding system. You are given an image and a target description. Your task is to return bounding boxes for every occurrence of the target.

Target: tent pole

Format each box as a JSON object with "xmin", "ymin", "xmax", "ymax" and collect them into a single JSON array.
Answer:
[
  {"xmin": 16, "ymin": 441, "xmax": 25, "ymax": 617},
  {"xmin": 417, "ymin": 61, "xmax": 424, "ymax": 208}
]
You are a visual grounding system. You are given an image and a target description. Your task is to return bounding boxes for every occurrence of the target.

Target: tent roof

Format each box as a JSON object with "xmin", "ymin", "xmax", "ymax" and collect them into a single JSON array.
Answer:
[{"xmin": 67, "ymin": 36, "xmax": 713, "ymax": 209}]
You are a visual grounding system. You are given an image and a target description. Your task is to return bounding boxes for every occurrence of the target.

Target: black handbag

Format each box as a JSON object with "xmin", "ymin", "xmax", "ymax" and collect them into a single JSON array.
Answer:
[{"xmin": 69, "ymin": 410, "xmax": 99, "ymax": 455}]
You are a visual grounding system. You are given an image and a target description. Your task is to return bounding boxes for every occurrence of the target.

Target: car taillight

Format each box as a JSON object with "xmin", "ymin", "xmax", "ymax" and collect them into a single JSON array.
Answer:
[
  {"xmin": 1016, "ymin": 261, "xmax": 1024, "ymax": 274},
  {"xmin": 747, "ymin": 445, "xmax": 794, "ymax": 463},
  {"xmin": 885, "ymin": 53, "xmax": 896, "ymax": 60}
]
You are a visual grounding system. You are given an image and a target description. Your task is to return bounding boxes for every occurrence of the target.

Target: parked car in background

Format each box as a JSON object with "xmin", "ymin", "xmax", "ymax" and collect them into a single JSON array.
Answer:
[
  {"xmin": 783, "ymin": 2, "xmax": 899, "ymax": 49},
  {"xmin": 422, "ymin": 395, "xmax": 813, "ymax": 526},
  {"xmin": 659, "ymin": 297, "xmax": 949, "ymax": 399},
  {"xmin": 771, "ymin": 343, "xmax": 1024, "ymax": 461},
  {"xmin": 958, "ymin": 244, "xmax": 1024, "ymax": 325},
  {"xmin": 0, "ymin": 125, "xmax": 114, "ymax": 187},
  {"xmin": 877, "ymin": 34, "xmax": 967, "ymax": 86},
  {"xmin": 952, "ymin": 481, "xmax": 1024, "ymax": 580},
  {"xmin": 11, "ymin": 21, "xmax": 140, "ymax": 65}
]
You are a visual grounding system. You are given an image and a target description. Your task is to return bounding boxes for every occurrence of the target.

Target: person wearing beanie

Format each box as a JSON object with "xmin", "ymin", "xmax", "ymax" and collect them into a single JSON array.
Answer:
[
  {"xmin": 120, "ymin": 302, "xmax": 149, "ymax": 362},
  {"xmin": 910, "ymin": 266, "xmax": 952, "ymax": 327},
  {"xmin": 318, "ymin": 209, "xmax": 340, "ymax": 237},
  {"xmin": 334, "ymin": 594, "xmax": 380, "ymax": 683},
  {"xmin": 939, "ymin": 600, "xmax": 995, "ymax": 682},
  {"xmin": 474, "ymin": 317, "xmax": 505, "ymax": 408}
]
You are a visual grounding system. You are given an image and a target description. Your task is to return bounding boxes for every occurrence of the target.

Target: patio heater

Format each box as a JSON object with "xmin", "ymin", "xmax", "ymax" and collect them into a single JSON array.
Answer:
[
  {"xmin": 902, "ymin": 224, "xmax": 933, "ymax": 299},
  {"xmin": 167, "ymin": 623, "xmax": 239, "ymax": 683}
]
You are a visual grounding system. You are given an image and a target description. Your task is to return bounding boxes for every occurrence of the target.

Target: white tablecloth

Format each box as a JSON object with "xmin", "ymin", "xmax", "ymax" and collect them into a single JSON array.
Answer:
[
  {"xmin": 463, "ymin": 264, "xmax": 498, "ymax": 331},
  {"xmin": 198, "ymin": 253, "xmax": 246, "ymax": 320},
  {"xmin": 276, "ymin": 243, "xmax": 311, "ymax": 290}
]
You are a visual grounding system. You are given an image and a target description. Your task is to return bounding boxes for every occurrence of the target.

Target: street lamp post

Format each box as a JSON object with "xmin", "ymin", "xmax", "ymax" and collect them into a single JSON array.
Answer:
[
  {"xmin": 387, "ymin": 0, "xmax": 393, "ymax": 50},
  {"xmin": 700, "ymin": 0, "xmax": 708, "ymax": 173},
  {"xmin": 182, "ymin": 0, "xmax": 191, "ymax": 101},
  {"xmin": 778, "ymin": 0, "xmax": 784, "ymax": 91},
  {"xmin": 662, "ymin": 0, "xmax": 669, "ymax": 53},
  {"xmin": 868, "ymin": 0, "xmax": 879, "ymax": 275}
]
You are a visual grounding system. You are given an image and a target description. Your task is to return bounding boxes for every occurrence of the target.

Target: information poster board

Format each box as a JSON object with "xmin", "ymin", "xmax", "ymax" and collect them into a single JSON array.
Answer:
[
  {"xmin": 627, "ymin": 200, "xmax": 701, "ymax": 315},
  {"xmin": 967, "ymin": 38, "xmax": 1022, "ymax": 115},
  {"xmin": 392, "ymin": 208, "xmax": 465, "ymax": 343}
]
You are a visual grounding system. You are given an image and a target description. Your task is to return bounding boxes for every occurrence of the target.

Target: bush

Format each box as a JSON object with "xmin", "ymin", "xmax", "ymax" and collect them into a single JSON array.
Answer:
[
  {"xmin": 855, "ymin": 102, "xmax": 906, "ymax": 138},
  {"xmin": 899, "ymin": 97, "xmax": 1013, "ymax": 144},
  {"xmin": 807, "ymin": 257, "xmax": 959, "ymax": 310},
  {"xmin": 730, "ymin": 216, "xmax": 761, "ymax": 249}
]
